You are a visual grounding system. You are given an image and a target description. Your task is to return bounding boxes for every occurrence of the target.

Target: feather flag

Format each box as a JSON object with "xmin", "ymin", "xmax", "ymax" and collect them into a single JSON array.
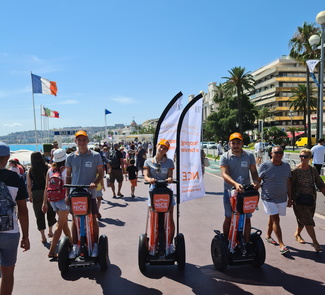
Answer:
[
  {"xmin": 31, "ymin": 74, "xmax": 58, "ymax": 96},
  {"xmin": 41, "ymin": 106, "xmax": 59, "ymax": 118}
]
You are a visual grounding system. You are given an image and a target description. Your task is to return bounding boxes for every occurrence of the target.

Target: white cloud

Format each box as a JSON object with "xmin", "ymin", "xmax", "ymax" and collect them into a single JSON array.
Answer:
[
  {"xmin": 110, "ymin": 97, "xmax": 136, "ymax": 104},
  {"xmin": 58, "ymin": 99, "xmax": 79, "ymax": 105},
  {"xmin": 3, "ymin": 123, "xmax": 23, "ymax": 127}
]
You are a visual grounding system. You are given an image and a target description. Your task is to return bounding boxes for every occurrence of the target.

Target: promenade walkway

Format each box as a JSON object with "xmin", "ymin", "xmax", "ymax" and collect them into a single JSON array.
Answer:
[{"xmin": 11, "ymin": 171, "xmax": 325, "ymax": 294}]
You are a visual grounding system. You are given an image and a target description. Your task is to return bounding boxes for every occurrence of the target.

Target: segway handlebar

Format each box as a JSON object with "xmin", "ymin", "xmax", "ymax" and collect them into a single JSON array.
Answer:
[
  {"xmin": 63, "ymin": 184, "xmax": 91, "ymax": 189},
  {"xmin": 144, "ymin": 180, "xmax": 178, "ymax": 185}
]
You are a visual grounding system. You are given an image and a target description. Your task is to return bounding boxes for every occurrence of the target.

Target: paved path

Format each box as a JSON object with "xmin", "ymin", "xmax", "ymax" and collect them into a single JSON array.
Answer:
[{"xmin": 11, "ymin": 172, "xmax": 325, "ymax": 295}]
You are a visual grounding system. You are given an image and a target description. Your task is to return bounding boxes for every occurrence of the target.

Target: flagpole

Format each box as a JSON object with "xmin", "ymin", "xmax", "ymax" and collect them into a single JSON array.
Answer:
[
  {"xmin": 176, "ymin": 93, "xmax": 203, "ymax": 234},
  {"xmin": 105, "ymin": 111, "xmax": 107, "ymax": 141},
  {"xmin": 31, "ymin": 72, "xmax": 38, "ymax": 151}
]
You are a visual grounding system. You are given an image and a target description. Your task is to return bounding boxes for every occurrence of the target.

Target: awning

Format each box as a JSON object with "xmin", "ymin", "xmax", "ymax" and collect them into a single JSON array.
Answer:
[{"xmin": 287, "ymin": 131, "xmax": 305, "ymax": 138}]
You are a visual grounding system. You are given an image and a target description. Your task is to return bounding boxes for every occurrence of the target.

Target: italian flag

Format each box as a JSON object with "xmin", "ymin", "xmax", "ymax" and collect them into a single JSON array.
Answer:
[{"xmin": 42, "ymin": 106, "xmax": 59, "ymax": 118}]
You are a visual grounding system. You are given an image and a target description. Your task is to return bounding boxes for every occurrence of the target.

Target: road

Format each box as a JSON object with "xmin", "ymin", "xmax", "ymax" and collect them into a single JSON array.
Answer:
[{"xmin": 12, "ymin": 168, "xmax": 325, "ymax": 295}]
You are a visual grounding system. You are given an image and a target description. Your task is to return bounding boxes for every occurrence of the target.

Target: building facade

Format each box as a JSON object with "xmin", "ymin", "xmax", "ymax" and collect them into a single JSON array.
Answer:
[{"xmin": 249, "ymin": 55, "xmax": 320, "ymax": 133}]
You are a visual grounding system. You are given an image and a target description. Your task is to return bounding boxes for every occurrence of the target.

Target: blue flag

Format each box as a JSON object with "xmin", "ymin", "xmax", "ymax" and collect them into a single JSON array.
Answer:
[{"xmin": 105, "ymin": 109, "xmax": 111, "ymax": 115}]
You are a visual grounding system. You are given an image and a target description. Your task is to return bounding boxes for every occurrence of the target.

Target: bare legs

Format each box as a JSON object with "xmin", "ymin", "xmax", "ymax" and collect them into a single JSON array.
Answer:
[{"xmin": 266, "ymin": 214, "xmax": 286, "ymax": 249}]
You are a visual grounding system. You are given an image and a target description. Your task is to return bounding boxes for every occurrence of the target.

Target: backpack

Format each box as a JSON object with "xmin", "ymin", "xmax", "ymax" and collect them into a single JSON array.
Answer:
[
  {"xmin": 0, "ymin": 181, "xmax": 16, "ymax": 231},
  {"xmin": 108, "ymin": 150, "xmax": 120, "ymax": 168},
  {"xmin": 47, "ymin": 170, "xmax": 66, "ymax": 202}
]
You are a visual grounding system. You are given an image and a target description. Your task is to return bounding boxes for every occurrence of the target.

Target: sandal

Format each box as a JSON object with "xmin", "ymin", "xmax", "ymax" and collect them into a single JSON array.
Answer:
[
  {"xmin": 280, "ymin": 246, "xmax": 290, "ymax": 255},
  {"xmin": 294, "ymin": 235, "xmax": 305, "ymax": 244},
  {"xmin": 265, "ymin": 237, "xmax": 278, "ymax": 245},
  {"xmin": 312, "ymin": 243, "xmax": 323, "ymax": 252},
  {"xmin": 117, "ymin": 193, "xmax": 124, "ymax": 198},
  {"xmin": 48, "ymin": 252, "xmax": 58, "ymax": 258}
]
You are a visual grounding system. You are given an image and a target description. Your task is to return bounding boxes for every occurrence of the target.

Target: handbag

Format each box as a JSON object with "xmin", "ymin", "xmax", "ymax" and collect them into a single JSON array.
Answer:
[
  {"xmin": 204, "ymin": 158, "xmax": 210, "ymax": 167},
  {"xmin": 296, "ymin": 194, "xmax": 314, "ymax": 206},
  {"xmin": 295, "ymin": 166, "xmax": 316, "ymax": 206}
]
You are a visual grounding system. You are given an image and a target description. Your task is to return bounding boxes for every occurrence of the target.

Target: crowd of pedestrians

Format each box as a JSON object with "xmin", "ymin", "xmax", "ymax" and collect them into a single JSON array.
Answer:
[
  {"xmin": 0, "ymin": 134, "xmax": 155, "ymax": 294},
  {"xmin": 2, "ymin": 132, "xmax": 325, "ymax": 294}
]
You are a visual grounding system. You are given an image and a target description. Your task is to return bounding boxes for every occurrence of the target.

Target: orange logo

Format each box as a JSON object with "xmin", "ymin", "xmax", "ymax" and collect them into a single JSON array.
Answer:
[
  {"xmin": 71, "ymin": 196, "xmax": 89, "ymax": 215},
  {"xmin": 243, "ymin": 195, "xmax": 259, "ymax": 213},
  {"xmin": 153, "ymin": 194, "xmax": 170, "ymax": 212}
]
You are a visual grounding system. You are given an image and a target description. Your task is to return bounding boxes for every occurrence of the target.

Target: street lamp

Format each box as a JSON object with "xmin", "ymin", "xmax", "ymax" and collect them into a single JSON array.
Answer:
[
  {"xmin": 310, "ymin": 11, "xmax": 325, "ymax": 139},
  {"xmin": 288, "ymin": 110, "xmax": 295, "ymax": 150}
]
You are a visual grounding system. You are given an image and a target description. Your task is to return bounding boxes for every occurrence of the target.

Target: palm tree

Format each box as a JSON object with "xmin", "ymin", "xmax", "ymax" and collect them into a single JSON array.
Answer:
[
  {"xmin": 289, "ymin": 21, "xmax": 320, "ymax": 61},
  {"xmin": 289, "ymin": 22, "xmax": 320, "ymax": 147},
  {"xmin": 222, "ymin": 67, "xmax": 255, "ymax": 134},
  {"xmin": 289, "ymin": 84, "xmax": 317, "ymax": 135},
  {"xmin": 287, "ymin": 126, "xmax": 300, "ymax": 151},
  {"xmin": 257, "ymin": 106, "xmax": 274, "ymax": 125}
]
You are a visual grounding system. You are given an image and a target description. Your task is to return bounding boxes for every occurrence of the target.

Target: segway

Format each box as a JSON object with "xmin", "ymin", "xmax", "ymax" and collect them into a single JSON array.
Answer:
[
  {"xmin": 138, "ymin": 180, "xmax": 185, "ymax": 273},
  {"xmin": 211, "ymin": 184, "xmax": 265, "ymax": 271},
  {"xmin": 57, "ymin": 185, "xmax": 109, "ymax": 273}
]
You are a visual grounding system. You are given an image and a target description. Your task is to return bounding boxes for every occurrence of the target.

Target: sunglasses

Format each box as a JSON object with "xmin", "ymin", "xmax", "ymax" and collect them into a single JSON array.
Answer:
[
  {"xmin": 273, "ymin": 151, "xmax": 284, "ymax": 155},
  {"xmin": 156, "ymin": 162, "xmax": 161, "ymax": 173},
  {"xmin": 299, "ymin": 155, "xmax": 310, "ymax": 158}
]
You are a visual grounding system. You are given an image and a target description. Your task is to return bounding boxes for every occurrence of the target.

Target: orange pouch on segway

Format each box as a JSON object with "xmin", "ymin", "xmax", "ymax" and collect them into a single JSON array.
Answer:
[
  {"xmin": 70, "ymin": 189, "xmax": 92, "ymax": 216},
  {"xmin": 236, "ymin": 190, "xmax": 259, "ymax": 214},
  {"xmin": 150, "ymin": 187, "xmax": 172, "ymax": 213}
]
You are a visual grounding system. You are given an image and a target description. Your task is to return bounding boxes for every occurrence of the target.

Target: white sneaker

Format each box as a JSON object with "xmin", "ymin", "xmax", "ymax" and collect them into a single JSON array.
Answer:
[
  {"xmin": 69, "ymin": 244, "xmax": 79, "ymax": 259},
  {"xmin": 91, "ymin": 243, "xmax": 98, "ymax": 257},
  {"xmin": 169, "ymin": 244, "xmax": 175, "ymax": 254}
]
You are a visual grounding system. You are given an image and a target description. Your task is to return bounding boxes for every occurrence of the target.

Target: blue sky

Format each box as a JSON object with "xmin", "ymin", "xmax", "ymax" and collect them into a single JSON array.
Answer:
[{"xmin": 0, "ymin": 0, "xmax": 324, "ymax": 136}]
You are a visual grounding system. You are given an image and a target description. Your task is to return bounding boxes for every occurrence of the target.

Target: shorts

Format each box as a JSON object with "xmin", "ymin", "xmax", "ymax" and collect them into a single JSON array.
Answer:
[
  {"xmin": 50, "ymin": 198, "xmax": 70, "ymax": 212},
  {"xmin": 96, "ymin": 189, "xmax": 103, "ymax": 197},
  {"xmin": 0, "ymin": 232, "xmax": 20, "ymax": 267},
  {"xmin": 262, "ymin": 200, "xmax": 287, "ymax": 216},
  {"xmin": 130, "ymin": 179, "xmax": 137, "ymax": 187},
  {"xmin": 223, "ymin": 190, "xmax": 252, "ymax": 218},
  {"xmin": 256, "ymin": 151, "xmax": 263, "ymax": 158},
  {"xmin": 110, "ymin": 169, "xmax": 123, "ymax": 183}
]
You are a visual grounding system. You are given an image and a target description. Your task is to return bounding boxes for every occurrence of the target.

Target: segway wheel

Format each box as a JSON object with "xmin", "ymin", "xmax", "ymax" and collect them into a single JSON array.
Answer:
[
  {"xmin": 58, "ymin": 236, "xmax": 70, "ymax": 273},
  {"xmin": 211, "ymin": 236, "xmax": 228, "ymax": 271},
  {"xmin": 251, "ymin": 235, "xmax": 266, "ymax": 267},
  {"xmin": 175, "ymin": 233, "xmax": 186, "ymax": 270},
  {"xmin": 98, "ymin": 235, "xmax": 109, "ymax": 271},
  {"xmin": 138, "ymin": 234, "xmax": 148, "ymax": 273}
]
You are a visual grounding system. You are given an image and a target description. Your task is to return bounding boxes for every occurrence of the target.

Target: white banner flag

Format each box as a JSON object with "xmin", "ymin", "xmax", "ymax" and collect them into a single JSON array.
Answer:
[
  {"xmin": 179, "ymin": 98, "xmax": 205, "ymax": 203},
  {"xmin": 306, "ymin": 59, "xmax": 320, "ymax": 73},
  {"xmin": 157, "ymin": 93, "xmax": 183, "ymax": 160}
]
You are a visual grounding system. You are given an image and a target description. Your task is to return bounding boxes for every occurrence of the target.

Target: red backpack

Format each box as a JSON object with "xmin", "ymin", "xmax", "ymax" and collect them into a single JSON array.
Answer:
[{"xmin": 47, "ymin": 170, "xmax": 65, "ymax": 202}]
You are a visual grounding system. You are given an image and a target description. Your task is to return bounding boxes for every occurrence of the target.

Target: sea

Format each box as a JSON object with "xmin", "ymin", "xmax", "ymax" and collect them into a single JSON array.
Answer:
[{"xmin": 9, "ymin": 144, "xmax": 73, "ymax": 152}]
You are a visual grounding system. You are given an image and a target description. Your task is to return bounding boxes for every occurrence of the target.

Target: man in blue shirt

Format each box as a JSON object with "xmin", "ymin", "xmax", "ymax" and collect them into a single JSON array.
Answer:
[{"xmin": 220, "ymin": 133, "xmax": 259, "ymax": 243}]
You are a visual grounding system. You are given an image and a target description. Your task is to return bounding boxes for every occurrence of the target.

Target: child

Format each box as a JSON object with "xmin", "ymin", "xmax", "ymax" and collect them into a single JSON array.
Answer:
[{"xmin": 126, "ymin": 159, "xmax": 138, "ymax": 198}]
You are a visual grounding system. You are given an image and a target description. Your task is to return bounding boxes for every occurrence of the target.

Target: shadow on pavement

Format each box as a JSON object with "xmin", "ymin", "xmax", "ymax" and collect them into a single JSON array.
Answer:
[
  {"xmin": 61, "ymin": 263, "xmax": 162, "ymax": 295},
  {"xmin": 203, "ymin": 262, "xmax": 325, "ymax": 295},
  {"xmin": 285, "ymin": 245, "xmax": 325, "ymax": 264},
  {"xmin": 98, "ymin": 218, "xmax": 125, "ymax": 227},
  {"xmin": 205, "ymin": 191, "xmax": 223, "ymax": 196},
  {"xmin": 140, "ymin": 263, "xmax": 253, "ymax": 294},
  {"xmin": 137, "ymin": 261, "xmax": 325, "ymax": 295}
]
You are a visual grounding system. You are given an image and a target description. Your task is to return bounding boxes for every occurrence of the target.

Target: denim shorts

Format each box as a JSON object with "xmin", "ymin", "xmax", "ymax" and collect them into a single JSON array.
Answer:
[
  {"xmin": 0, "ymin": 232, "xmax": 20, "ymax": 267},
  {"xmin": 223, "ymin": 190, "xmax": 252, "ymax": 218},
  {"xmin": 50, "ymin": 199, "xmax": 70, "ymax": 212}
]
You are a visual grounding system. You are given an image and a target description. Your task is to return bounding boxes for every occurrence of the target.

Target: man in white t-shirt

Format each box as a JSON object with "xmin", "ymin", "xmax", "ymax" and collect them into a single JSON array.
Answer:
[
  {"xmin": 254, "ymin": 139, "xmax": 263, "ymax": 166},
  {"xmin": 311, "ymin": 138, "xmax": 325, "ymax": 174}
]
